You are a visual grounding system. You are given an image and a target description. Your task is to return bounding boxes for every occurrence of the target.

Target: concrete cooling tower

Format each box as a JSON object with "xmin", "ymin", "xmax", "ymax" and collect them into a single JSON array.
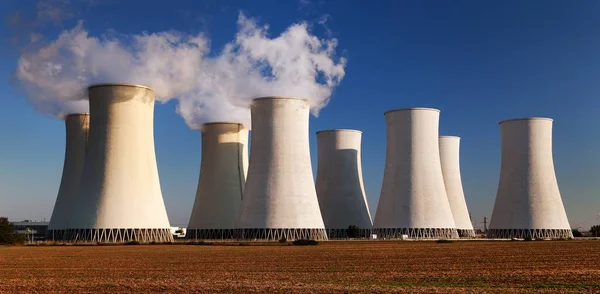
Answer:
[
  {"xmin": 439, "ymin": 136, "xmax": 475, "ymax": 238},
  {"xmin": 235, "ymin": 97, "xmax": 327, "ymax": 241},
  {"xmin": 186, "ymin": 123, "xmax": 249, "ymax": 240},
  {"xmin": 373, "ymin": 108, "xmax": 458, "ymax": 239},
  {"xmin": 488, "ymin": 118, "xmax": 572, "ymax": 239},
  {"xmin": 47, "ymin": 113, "xmax": 89, "ymax": 241},
  {"xmin": 65, "ymin": 84, "xmax": 173, "ymax": 243},
  {"xmin": 315, "ymin": 129, "xmax": 372, "ymax": 238}
]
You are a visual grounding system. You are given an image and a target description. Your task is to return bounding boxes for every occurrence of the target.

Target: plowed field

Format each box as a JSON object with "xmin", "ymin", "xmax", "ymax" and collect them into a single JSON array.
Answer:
[{"xmin": 1, "ymin": 240, "xmax": 599, "ymax": 293}]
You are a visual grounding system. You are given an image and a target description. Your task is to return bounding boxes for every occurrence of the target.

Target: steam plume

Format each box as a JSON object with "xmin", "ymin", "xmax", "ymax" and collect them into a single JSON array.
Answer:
[
  {"xmin": 176, "ymin": 13, "xmax": 346, "ymax": 129},
  {"xmin": 15, "ymin": 12, "xmax": 345, "ymax": 123},
  {"xmin": 16, "ymin": 21, "xmax": 208, "ymax": 117}
]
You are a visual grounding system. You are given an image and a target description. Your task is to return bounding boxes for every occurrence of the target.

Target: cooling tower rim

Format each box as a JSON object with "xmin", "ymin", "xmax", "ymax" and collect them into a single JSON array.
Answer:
[
  {"xmin": 499, "ymin": 117, "xmax": 553, "ymax": 124},
  {"xmin": 87, "ymin": 83, "xmax": 153, "ymax": 91},
  {"xmin": 202, "ymin": 122, "xmax": 245, "ymax": 126},
  {"xmin": 439, "ymin": 135, "xmax": 460, "ymax": 139},
  {"xmin": 252, "ymin": 96, "xmax": 308, "ymax": 102},
  {"xmin": 384, "ymin": 107, "xmax": 440, "ymax": 115},
  {"xmin": 65, "ymin": 112, "xmax": 90, "ymax": 117},
  {"xmin": 61, "ymin": 112, "xmax": 89, "ymax": 121},
  {"xmin": 316, "ymin": 129, "xmax": 362, "ymax": 134}
]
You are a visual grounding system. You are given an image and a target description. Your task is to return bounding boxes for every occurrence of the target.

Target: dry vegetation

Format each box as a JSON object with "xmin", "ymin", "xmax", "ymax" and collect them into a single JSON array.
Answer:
[{"xmin": 0, "ymin": 240, "xmax": 599, "ymax": 293}]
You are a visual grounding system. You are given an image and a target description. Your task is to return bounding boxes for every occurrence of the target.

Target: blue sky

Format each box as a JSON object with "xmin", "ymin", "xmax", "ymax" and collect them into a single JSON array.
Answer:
[{"xmin": 1, "ymin": 0, "xmax": 599, "ymax": 229}]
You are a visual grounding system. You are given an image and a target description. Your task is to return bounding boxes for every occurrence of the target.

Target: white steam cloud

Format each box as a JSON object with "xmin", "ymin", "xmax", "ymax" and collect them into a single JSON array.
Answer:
[
  {"xmin": 15, "ymin": 12, "xmax": 346, "ymax": 125},
  {"xmin": 16, "ymin": 21, "xmax": 208, "ymax": 116},
  {"xmin": 177, "ymin": 13, "xmax": 346, "ymax": 129}
]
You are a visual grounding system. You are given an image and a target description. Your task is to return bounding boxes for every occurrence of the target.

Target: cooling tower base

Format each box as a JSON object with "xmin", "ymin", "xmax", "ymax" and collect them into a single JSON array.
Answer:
[
  {"xmin": 326, "ymin": 228, "xmax": 372, "ymax": 239},
  {"xmin": 487, "ymin": 228, "xmax": 573, "ymax": 239},
  {"xmin": 457, "ymin": 229, "xmax": 476, "ymax": 238},
  {"xmin": 51, "ymin": 228, "xmax": 174, "ymax": 243},
  {"xmin": 234, "ymin": 228, "xmax": 328, "ymax": 241},
  {"xmin": 185, "ymin": 229, "xmax": 236, "ymax": 240},
  {"xmin": 373, "ymin": 228, "xmax": 459, "ymax": 239},
  {"xmin": 46, "ymin": 230, "xmax": 68, "ymax": 241}
]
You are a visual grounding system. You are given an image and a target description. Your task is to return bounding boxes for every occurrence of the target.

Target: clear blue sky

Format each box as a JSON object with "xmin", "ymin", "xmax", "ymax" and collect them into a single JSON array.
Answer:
[{"xmin": 1, "ymin": 0, "xmax": 599, "ymax": 229}]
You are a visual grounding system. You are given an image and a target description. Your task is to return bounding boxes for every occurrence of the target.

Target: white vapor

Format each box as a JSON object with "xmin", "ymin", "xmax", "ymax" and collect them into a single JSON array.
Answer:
[
  {"xmin": 16, "ymin": 21, "xmax": 208, "ymax": 117},
  {"xmin": 15, "ymin": 12, "xmax": 346, "ymax": 123},
  {"xmin": 176, "ymin": 13, "xmax": 346, "ymax": 129}
]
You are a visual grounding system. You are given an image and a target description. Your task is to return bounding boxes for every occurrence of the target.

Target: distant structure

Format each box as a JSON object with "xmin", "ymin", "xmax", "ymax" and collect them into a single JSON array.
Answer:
[
  {"xmin": 66, "ymin": 84, "xmax": 173, "ymax": 243},
  {"xmin": 13, "ymin": 220, "xmax": 49, "ymax": 241},
  {"xmin": 186, "ymin": 122, "xmax": 249, "ymax": 240},
  {"xmin": 439, "ymin": 136, "xmax": 475, "ymax": 238},
  {"xmin": 483, "ymin": 217, "xmax": 488, "ymax": 233},
  {"xmin": 373, "ymin": 108, "xmax": 458, "ymax": 239},
  {"xmin": 236, "ymin": 97, "xmax": 327, "ymax": 241},
  {"xmin": 47, "ymin": 113, "xmax": 89, "ymax": 241},
  {"xmin": 316, "ymin": 129, "xmax": 372, "ymax": 238},
  {"xmin": 488, "ymin": 118, "xmax": 572, "ymax": 239}
]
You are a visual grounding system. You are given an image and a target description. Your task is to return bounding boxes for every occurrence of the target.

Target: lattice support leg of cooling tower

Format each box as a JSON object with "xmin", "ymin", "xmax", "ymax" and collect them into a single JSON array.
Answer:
[
  {"xmin": 62, "ymin": 228, "xmax": 174, "ymax": 243},
  {"xmin": 46, "ymin": 230, "xmax": 67, "ymax": 241},
  {"xmin": 457, "ymin": 229, "xmax": 476, "ymax": 238},
  {"xmin": 487, "ymin": 228, "xmax": 573, "ymax": 239},
  {"xmin": 234, "ymin": 228, "xmax": 329, "ymax": 241},
  {"xmin": 326, "ymin": 229, "xmax": 372, "ymax": 239},
  {"xmin": 184, "ymin": 229, "xmax": 236, "ymax": 240},
  {"xmin": 373, "ymin": 228, "xmax": 459, "ymax": 239}
]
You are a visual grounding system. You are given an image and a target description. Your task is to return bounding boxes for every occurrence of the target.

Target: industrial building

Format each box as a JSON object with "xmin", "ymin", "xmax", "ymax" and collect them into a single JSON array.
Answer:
[
  {"xmin": 235, "ymin": 97, "xmax": 327, "ymax": 241},
  {"xmin": 439, "ymin": 136, "xmax": 475, "ymax": 238},
  {"xmin": 47, "ymin": 113, "xmax": 89, "ymax": 241},
  {"xmin": 315, "ymin": 129, "xmax": 372, "ymax": 238},
  {"xmin": 373, "ymin": 108, "xmax": 458, "ymax": 239},
  {"xmin": 65, "ymin": 84, "xmax": 173, "ymax": 243},
  {"xmin": 12, "ymin": 220, "xmax": 49, "ymax": 241},
  {"xmin": 488, "ymin": 118, "xmax": 572, "ymax": 239},
  {"xmin": 186, "ymin": 122, "xmax": 249, "ymax": 240}
]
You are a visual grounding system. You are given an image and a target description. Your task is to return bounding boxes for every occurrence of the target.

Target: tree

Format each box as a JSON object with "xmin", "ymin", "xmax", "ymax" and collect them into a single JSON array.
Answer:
[
  {"xmin": 591, "ymin": 225, "xmax": 600, "ymax": 237},
  {"xmin": 346, "ymin": 225, "xmax": 361, "ymax": 238},
  {"xmin": 0, "ymin": 217, "xmax": 26, "ymax": 245},
  {"xmin": 292, "ymin": 239, "xmax": 319, "ymax": 246},
  {"xmin": 571, "ymin": 229, "xmax": 583, "ymax": 238}
]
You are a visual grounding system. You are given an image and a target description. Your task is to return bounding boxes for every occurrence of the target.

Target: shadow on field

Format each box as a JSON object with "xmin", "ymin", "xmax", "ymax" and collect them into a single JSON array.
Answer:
[{"xmin": 24, "ymin": 239, "xmax": 321, "ymax": 247}]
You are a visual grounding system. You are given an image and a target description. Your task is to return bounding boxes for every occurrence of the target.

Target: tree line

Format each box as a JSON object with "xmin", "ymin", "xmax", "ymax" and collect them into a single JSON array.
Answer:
[{"xmin": 0, "ymin": 217, "xmax": 27, "ymax": 245}]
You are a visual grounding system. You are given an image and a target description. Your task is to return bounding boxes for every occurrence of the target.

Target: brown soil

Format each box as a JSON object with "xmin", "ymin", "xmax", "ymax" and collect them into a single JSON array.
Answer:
[{"xmin": 0, "ymin": 240, "xmax": 599, "ymax": 293}]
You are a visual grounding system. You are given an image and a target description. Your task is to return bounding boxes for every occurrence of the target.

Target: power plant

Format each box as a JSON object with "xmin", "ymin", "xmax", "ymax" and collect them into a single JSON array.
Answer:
[
  {"xmin": 235, "ymin": 97, "xmax": 328, "ymax": 241},
  {"xmin": 439, "ymin": 136, "xmax": 475, "ymax": 238},
  {"xmin": 488, "ymin": 118, "xmax": 572, "ymax": 239},
  {"xmin": 65, "ymin": 84, "xmax": 173, "ymax": 243},
  {"xmin": 186, "ymin": 122, "xmax": 249, "ymax": 240},
  {"xmin": 24, "ymin": 90, "xmax": 580, "ymax": 243},
  {"xmin": 315, "ymin": 129, "xmax": 372, "ymax": 238},
  {"xmin": 47, "ymin": 113, "xmax": 90, "ymax": 240},
  {"xmin": 373, "ymin": 108, "xmax": 459, "ymax": 239}
]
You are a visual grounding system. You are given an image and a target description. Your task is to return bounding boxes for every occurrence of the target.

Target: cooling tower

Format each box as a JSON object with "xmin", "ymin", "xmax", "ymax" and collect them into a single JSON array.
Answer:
[
  {"xmin": 488, "ymin": 118, "xmax": 572, "ymax": 239},
  {"xmin": 47, "ymin": 113, "xmax": 89, "ymax": 241},
  {"xmin": 439, "ymin": 136, "xmax": 475, "ymax": 238},
  {"xmin": 235, "ymin": 97, "xmax": 327, "ymax": 241},
  {"xmin": 373, "ymin": 108, "xmax": 458, "ymax": 239},
  {"xmin": 65, "ymin": 84, "xmax": 173, "ymax": 243},
  {"xmin": 315, "ymin": 129, "xmax": 372, "ymax": 238},
  {"xmin": 186, "ymin": 122, "xmax": 249, "ymax": 240}
]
